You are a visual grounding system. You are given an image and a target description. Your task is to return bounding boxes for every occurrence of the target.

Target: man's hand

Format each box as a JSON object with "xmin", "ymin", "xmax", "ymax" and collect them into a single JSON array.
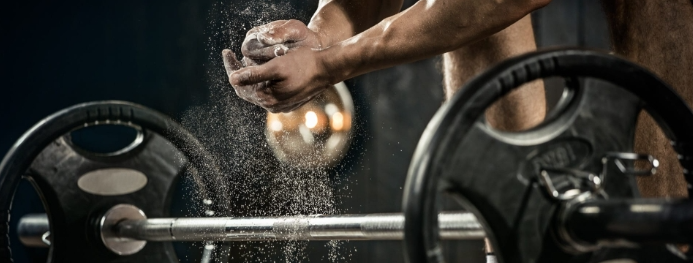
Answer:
[
  {"xmin": 222, "ymin": 47, "xmax": 333, "ymax": 113},
  {"xmin": 223, "ymin": 19, "xmax": 329, "ymax": 113},
  {"xmin": 241, "ymin": 20, "xmax": 322, "ymax": 62}
]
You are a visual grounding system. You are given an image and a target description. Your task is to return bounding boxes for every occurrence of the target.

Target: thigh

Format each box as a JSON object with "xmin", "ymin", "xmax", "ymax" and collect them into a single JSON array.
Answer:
[
  {"xmin": 442, "ymin": 15, "xmax": 545, "ymax": 131},
  {"xmin": 604, "ymin": 0, "xmax": 693, "ymax": 198}
]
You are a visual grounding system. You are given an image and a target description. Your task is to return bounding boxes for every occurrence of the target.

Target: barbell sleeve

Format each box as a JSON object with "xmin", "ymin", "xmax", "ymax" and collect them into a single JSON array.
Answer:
[
  {"xmin": 114, "ymin": 211, "xmax": 485, "ymax": 242},
  {"xmin": 17, "ymin": 213, "xmax": 50, "ymax": 247},
  {"xmin": 562, "ymin": 198, "xmax": 693, "ymax": 246}
]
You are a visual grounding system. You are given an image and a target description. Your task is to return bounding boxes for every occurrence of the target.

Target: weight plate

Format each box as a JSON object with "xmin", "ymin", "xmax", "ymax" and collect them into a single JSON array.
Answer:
[
  {"xmin": 404, "ymin": 48, "xmax": 693, "ymax": 263},
  {"xmin": 0, "ymin": 101, "xmax": 227, "ymax": 263}
]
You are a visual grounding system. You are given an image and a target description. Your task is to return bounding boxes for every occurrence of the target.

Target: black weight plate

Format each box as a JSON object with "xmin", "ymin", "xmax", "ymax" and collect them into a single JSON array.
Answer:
[
  {"xmin": 28, "ymin": 131, "xmax": 184, "ymax": 262},
  {"xmin": 403, "ymin": 48, "xmax": 693, "ymax": 263},
  {"xmin": 0, "ymin": 101, "xmax": 228, "ymax": 263}
]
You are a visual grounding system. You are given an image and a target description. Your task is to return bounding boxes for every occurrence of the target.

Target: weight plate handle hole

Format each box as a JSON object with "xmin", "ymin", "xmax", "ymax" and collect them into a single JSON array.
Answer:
[{"xmin": 67, "ymin": 123, "xmax": 144, "ymax": 157}]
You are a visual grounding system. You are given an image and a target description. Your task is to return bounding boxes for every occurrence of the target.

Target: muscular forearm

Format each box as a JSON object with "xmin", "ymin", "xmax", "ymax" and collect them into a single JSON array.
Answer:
[
  {"xmin": 308, "ymin": 0, "xmax": 403, "ymax": 47},
  {"xmin": 320, "ymin": 0, "xmax": 549, "ymax": 83}
]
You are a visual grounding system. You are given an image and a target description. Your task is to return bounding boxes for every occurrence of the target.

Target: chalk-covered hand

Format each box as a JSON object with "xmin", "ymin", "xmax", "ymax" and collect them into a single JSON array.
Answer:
[
  {"xmin": 223, "ymin": 19, "xmax": 330, "ymax": 113},
  {"xmin": 241, "ymin": 19, "xmax": 322, "ymax": 62},
  {"xmin": 222, "ymin": 46, "xmax": 333, "ymax": 113}
]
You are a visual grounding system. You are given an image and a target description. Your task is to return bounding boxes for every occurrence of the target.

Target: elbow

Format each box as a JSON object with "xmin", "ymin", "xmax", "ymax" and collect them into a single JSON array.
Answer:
[
  {"xmin": 506, "ymin": 0, "xmax": 551, "ymax": 20},
  {"xmin": 522, "ymin": 0, "xmax": 552, "ymax": 10}
]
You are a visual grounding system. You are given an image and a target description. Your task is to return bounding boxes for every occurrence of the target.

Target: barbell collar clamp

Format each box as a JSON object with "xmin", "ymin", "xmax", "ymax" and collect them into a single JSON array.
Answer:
[{"xmin": 561, "ymin": 198, "xmax": 693, "ymax": 252}]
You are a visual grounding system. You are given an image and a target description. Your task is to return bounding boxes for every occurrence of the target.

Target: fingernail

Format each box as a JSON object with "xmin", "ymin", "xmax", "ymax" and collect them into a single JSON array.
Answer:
[
  {"xmin": 258, "ymin": 33, "xmax": 277, "ymax": 45},
  {"xmin": 256, "ymin": 33, "xmax": 266, "ymax": 42}
]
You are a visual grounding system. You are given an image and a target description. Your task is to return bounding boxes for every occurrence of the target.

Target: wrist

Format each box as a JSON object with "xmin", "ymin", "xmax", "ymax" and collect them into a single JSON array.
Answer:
[
  {"xmin": 316, "ymin": 45, "xmax": 348, "ymax": 85},
  {"xmin": 308, "ymin": 6, "xmax": 356, "ymax": 49},
  {"xmin": 314, "ymin": 30, "xmax": 331, "ymax": 50},
  {"xmin": 307, "ymin": 22, "xmax": 334, "ymax": 49}
]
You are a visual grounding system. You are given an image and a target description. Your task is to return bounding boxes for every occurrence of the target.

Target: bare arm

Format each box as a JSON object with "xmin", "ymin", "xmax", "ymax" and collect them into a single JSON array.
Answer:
[
  {"xmin": 320, "ymin": 0, "xmax": 549, "ymax": 82},
  {"xmin": 227, "ymin": 0, "xmax": 550, "ymax": 112},
  {"xmin": 308, "ymin": 0, "xmax": 404, "ymax": 47}
]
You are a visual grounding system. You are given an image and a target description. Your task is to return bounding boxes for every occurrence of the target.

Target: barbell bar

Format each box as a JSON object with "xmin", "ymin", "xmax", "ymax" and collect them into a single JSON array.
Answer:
[
  {"xmin": 110, "ymin": 209, "xmax": 484, "ymax": 242},
  {"xmin": 19, "ymin": 198, "xmax": 693, "ymax": 257}
]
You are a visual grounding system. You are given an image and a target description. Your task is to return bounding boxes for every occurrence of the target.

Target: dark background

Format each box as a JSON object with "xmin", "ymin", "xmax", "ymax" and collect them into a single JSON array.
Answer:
[{"xmin": 1, "ymin": 0, "xmax": 609, "ymax": 262}]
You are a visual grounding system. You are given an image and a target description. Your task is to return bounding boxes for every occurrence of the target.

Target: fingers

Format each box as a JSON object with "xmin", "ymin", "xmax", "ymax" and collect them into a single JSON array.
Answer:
[
  {"xmin": 242, "ymin": 56, "xmax": 261, "ymax": 67},
  {"xmin": 222, "ymin": 49, "xmax": 242, "ymax": 77},
  {"xmin": 244, "ymin": 26, "xmax": 260, "ymax": 38},
  {"xmin": 278, "ymin": 97, "xmax": 312, "ymax": 113},
  {"xmin": 233, "ymin": 83, "xmax": 284, "ymax": 112},
  {"xmin": 256, "ymin": 20, "xmax": 309, "ymax": 46},
  {"xmin": 243, "ymin": 44, "xmax": 289, "ymax": 61},
  {"xmin": 241, "ymin": 36, "xmax": 265, "ymax": 58},
  {"xmin": 242, "ymin": 19, "xmax": 309, "ymax": 60},
  {"xmin": 230, "ymin": 61, "xmax": 280, "ymax": 87},
  {"xmin": 252, "ymin": 20, "xmax": 287, "ymax": 36}
]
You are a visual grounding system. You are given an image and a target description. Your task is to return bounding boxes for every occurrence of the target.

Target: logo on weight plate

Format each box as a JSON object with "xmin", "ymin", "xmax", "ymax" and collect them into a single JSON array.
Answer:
[{"xmin": 520, "ymin": 138, "xmax": 593, "ymax": 181}]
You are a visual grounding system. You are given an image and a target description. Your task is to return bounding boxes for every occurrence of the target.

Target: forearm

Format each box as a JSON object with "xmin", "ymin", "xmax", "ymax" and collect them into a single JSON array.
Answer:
[
  {"xmin": 321, "ymin": 0, "xmax": 549, "ymax": 83},
  {"xmin": 308, "ymin": 0, "xmax": 403, "ymax": 47}
]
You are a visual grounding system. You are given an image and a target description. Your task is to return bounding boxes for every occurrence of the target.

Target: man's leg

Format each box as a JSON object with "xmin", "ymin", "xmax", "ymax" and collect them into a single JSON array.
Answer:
[
  {"xmin": 603, "ymin": 0, "xmax": 693, "ymax": 198},
  {"xmin": 442, "ymin": 15, "xmax": 545, "ymax": 131},
  {"xmin": 442, "ymin": 15, "xmax": 543, "ymax": 262}
]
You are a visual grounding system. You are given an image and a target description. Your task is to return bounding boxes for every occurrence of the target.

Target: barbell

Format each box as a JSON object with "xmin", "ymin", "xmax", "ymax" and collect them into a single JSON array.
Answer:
[{"xmin": 2, "ymin": 48, "xmax": 693, "ymax": 263}]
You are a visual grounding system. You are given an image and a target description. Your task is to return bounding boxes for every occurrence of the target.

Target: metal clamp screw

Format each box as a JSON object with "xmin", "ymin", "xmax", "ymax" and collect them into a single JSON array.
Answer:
[
  {"xmin": 602, "ymin": 152, "xmax": 659, "ymax": 176},
  {"xmin": 539, "ymin": 167, "xmax": 602, "ymax": 201}
]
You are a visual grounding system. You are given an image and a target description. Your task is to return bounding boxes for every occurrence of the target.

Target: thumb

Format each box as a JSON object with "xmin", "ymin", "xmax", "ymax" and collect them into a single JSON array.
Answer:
[{"xmin": 222, "ymin": 49, "xmax": 243, "ymax": 77}]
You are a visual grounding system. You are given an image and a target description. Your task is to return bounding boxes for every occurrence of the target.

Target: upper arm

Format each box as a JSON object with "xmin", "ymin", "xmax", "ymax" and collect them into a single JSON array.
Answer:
[{"xmin": 313, "ymin": 0, "xmax": 404, "ymax": 33}]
